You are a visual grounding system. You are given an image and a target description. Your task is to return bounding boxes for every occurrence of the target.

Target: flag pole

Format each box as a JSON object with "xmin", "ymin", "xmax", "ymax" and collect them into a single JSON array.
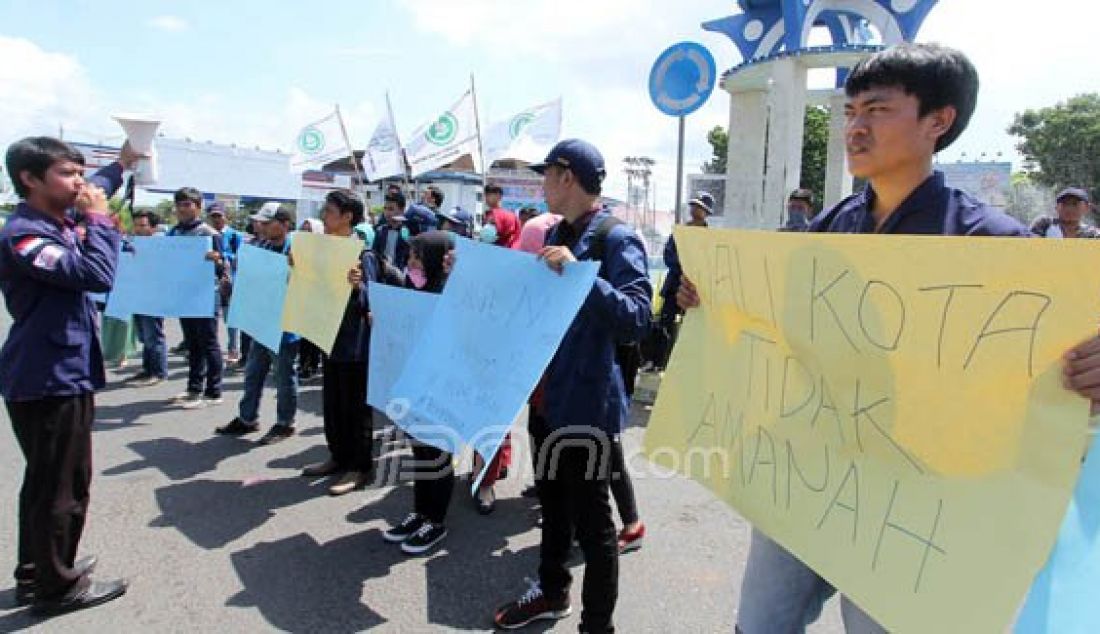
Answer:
[
  {"xmin": 334, "ymin": 104, "xmax": 368, "ymax": 196},
  {"xmin": 470, "ymin": 73, "xmax": 488, "ymax": 189},
  {"xmin": 386, "ymin": 92, "xmax": 411, "ymax": 190}
]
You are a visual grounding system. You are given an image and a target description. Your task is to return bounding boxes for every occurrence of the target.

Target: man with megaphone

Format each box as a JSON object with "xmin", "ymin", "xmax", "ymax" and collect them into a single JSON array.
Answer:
[{"xmin": 0, "ymin": 136, "xmax": 143, "ymax": 616}]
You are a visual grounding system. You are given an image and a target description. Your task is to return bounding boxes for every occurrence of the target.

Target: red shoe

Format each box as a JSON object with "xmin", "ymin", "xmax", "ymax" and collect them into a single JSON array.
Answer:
[{"xmin": 618, "ymin": 522, "xmax": 645, "ymax": 554}]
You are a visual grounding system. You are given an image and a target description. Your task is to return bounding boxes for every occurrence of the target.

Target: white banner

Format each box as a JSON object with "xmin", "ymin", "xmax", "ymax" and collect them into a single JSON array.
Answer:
[
  {"xmin": 404, "ymin": 89, "xmax": 480, "ymax": 177},
  {"xmin": 289, "ymin": 111, "xmax": 350, "ymax": 173},
  {"xmin": 363, "ymin": 102, "xmax": 405, "ymax": 182},
  {"xmin": 483, "ymin": 98, "xmax": 562, "ymax": 165}
]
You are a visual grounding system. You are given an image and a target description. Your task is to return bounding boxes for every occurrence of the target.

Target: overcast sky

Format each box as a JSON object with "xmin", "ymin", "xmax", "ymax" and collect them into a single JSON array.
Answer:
[{"xmin": 2, "ymin": 0, "xmax": 1098, "ymax": 209}]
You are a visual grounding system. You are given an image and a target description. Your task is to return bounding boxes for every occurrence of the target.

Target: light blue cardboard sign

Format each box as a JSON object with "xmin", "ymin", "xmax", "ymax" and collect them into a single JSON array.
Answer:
[
  {"xmin": 227, "ymin": 244, "xmax": 290, "ymax": 352},
  {"xmin": 105, "ymin": 236, "xmax": 214, "ymax": 319},
  {"xmin": 388, "ymin": 238, "xmax": 598, "ymax": 491},
  {"xmin": 1016, "ymin": 439, "xmax": 1098, "ymax": 633},
  {"xmin": 366, "ymin": 282, "xmax": 439, "ymax": 410}
]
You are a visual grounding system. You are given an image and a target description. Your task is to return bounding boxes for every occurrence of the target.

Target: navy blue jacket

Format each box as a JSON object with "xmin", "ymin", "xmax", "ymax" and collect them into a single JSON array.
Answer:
[
  {"xmin": 809, "ymin": 171, "xmax": 1030, "ymax": 237},
  {"xmin": 373, "ymin": 223, "xmax": 410, "ymax": 270},
  {"xmin": 659, "ymin": 235, "xmax": 681, "ymax": 299},
  {"xmin": 542, "ymin": 209, "xmax": 652, "ymax": 435},
  {"xmin": 0, "ymin": 162, "xmax": 125, "ymax": 401}
]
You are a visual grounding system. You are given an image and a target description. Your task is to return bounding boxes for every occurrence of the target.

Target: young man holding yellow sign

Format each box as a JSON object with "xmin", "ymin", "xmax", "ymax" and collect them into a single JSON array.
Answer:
[{"xmin": 678, "ymin": 42, "xmax": 1100, "ymax": 633}]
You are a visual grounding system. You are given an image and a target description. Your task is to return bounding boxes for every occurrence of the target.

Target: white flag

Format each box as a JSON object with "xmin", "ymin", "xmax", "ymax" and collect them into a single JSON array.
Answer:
[
  {"xmin": 363, "ymin": 103, "xmax": 404, "ymax": 182},
  {"xmin": 404, "ymin": 89, "xmax": 480, "ymax": 178},
  {"xmin": 289, "ymin": 111, "xmax": 350, "ymax": 173},
  {"xmin": 483, "ymin": 98, "xmax": 562, "ymax": 165}
]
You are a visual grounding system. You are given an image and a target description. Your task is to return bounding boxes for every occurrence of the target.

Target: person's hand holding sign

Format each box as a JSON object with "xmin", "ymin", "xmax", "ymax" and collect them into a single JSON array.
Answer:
[
  {"xmin": 1065, "ymin": 335, "xmax": 1100, "ymax": 415},
  {"xmin": 538, "ymin": 245, "xmax": 576, "ymax": 275},
  {"xmin": 677, "ymin": 275, "xmax": 700, "ymax": 310}
]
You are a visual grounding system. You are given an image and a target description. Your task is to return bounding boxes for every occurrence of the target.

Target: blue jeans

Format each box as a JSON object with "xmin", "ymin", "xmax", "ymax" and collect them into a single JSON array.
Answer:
[
  {"xmin": 133, "ymin": 315, "xmax": 167, "ymax": 379},
  {"xmin": 238, "ymin": 338, "xmax": 299, "ymax": 427},
  {"xmin": 736, "ymin": 530, "xmax": 885, "ymax": 634},
  {"xmin": 219, "ymin": 302, "xmax": 239, "ymax": 355}
]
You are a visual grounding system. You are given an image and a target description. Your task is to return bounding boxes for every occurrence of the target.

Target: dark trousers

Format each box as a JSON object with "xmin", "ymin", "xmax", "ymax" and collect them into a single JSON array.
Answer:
[
  {"xmin": 411, "ymin": 443, "xmax": 454, "ymax": 524},
  {"xmin": 615, "ymin": 344, "xmax": 641, "ymax": 398},
  {"xmin": 322, "ymin": 360, "xmax": 373, "ymax": 472},
  {"xmin": 8, "ymin": 395, "xmax": 94, "ymax": 599},
  {"xmin": 534, "ymin": 425, "xmax": 618, "ymax": 634},
  {"xmin": 653, "ymin": 299, "xmax": 682, "ymax": 370},
  {"xmin": 298, "ymin": 340, "xmax": 322, "ymax": 374},
  {"xmin": 530, "ymin": 412, "xmax": 638, "ymax": 526},
  {"xmin": 609, "ymin": 439, "xmax": 639, "ymax": 526},
  {"xmin": 180, "ymin": 317, "xmax": 223, "ymax": 397},
  {"xmin": 239, "ymin": 332, "xmax": 253, "ymax": 363}
]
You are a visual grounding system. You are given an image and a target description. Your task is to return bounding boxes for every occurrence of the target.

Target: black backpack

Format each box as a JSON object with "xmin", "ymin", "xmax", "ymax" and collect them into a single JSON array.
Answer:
[{"xmin": 555, "ymin": 215, "xmax": 648, "ymax": 395}]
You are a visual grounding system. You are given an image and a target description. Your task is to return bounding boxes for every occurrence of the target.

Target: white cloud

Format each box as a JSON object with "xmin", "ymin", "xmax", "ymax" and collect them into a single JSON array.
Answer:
[
  {"xmin": 148, "ymin": 15, "xmax": 189, "ymax": 32},
  {"xmin": 0, "ymin": 37, "xmax": 378, "ymax": 167},
  {"xmin": 398, "ymin": 0, "xmax": 733, "ymax": 210}
]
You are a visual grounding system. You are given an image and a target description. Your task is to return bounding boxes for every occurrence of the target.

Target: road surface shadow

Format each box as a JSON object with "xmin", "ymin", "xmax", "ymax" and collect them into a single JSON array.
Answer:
[
  {"xmin": 103, "ymin": 436, "xmax": 256, "ymax": 481},
  {"xmin": 150, "ymin": 476, "xmax": 328, "ymax": 549},
  {"xmin": 227, "ymin": 531, "xmax": 391, "ymax": 633}
]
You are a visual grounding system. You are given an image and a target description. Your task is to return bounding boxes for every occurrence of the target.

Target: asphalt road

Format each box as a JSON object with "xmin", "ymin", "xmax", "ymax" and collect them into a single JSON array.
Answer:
[{"xmin": 0, "ymin": 318, "xmax": 845, "ymax": 632}]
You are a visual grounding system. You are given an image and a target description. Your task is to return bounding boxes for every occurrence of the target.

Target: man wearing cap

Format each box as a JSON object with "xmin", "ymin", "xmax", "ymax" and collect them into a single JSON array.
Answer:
[
  {"xmin": 373, "ymin": 190, "xmax": 411, "ymax": 269},
  {"xmin": 651, "ymin": 191, "xmax": 713, "ymax": 371},
  {"xmin": 1030, "ymin": 187, "xmax": 1100, "ymax": 239},
  {"xmin": 781, "ymin": 188, "xmax": 816, "ymax": 231},
  {"xmin": 207, "ymin": 202, "xmax": 245, "ymax": 364},
  {"xmin": 167, "ymin": 187, "xmax": 226, "ymax": 410},
  {"xmin": 494, "ymin": 139, "xmax": 651, "ymax": 633},
  {"xmin": 483, "ymin": 184, "xmax": 521, "ymax": 249},
  {"xmin": 438, "ymin": 206, "xmax": 474, "ymax": 238},
  {"xmin": 216, "ymin": 202, "xmax": 301, "ymax": 445}
]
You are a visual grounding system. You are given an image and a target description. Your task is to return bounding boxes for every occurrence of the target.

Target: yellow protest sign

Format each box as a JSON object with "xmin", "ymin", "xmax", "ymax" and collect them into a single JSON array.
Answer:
[
  {"xmin": 644, "ymin": 227, "xmax": 1100, "ymax": 633},
  {"xmin": 281, "ymin": 231, "xmax": 363, "ymax": 354}
]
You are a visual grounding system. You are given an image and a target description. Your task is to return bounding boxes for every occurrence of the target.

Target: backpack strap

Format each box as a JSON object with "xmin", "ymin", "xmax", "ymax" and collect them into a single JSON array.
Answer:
[{"xmin": 583, "ymin": 215, "xmax": 625, "ymax": 264}]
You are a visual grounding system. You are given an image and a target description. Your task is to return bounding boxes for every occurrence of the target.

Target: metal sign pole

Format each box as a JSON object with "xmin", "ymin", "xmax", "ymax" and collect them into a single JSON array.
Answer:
[{"xmin": 674, "ymin": 115, "xmax": 685, "ymax": 225}]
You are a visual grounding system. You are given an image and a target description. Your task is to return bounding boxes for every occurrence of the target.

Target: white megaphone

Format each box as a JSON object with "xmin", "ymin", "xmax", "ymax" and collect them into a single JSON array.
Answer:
[{"xmin": 113, "ymin": 114, "xmax": 161, "ymax": 186}]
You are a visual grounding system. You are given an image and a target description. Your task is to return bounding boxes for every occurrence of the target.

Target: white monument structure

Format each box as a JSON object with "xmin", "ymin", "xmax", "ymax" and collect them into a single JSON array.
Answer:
[{"xmin": 703, "ymin": 0, "xmax": 940, "ymax": 228}]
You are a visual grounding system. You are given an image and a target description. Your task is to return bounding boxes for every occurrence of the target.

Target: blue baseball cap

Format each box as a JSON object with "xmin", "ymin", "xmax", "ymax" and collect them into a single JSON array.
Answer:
[
  {"xmin": 1057, "ymin": 187, "xmax": 1091, "ymax": 204},
  {"xmin": 529, "ymin": 139, "xmax": 607, "ymax": 193}
]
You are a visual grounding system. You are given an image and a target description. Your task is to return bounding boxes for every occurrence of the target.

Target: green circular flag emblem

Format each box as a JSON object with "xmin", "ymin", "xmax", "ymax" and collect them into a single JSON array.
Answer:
[
  {"xmin": 509, "ymin": 112, "xmax": 535, "ymax": 139},
  {"xmin": 426, "ymin": 112, "xmax": 458, "ymax": 146},
  {"xmin": 298, "ymin": 126, "xmax": 325, "ymax": 155}
]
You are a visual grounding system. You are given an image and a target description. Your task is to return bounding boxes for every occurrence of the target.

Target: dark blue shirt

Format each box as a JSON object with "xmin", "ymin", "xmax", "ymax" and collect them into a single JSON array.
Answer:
[
  {"xmin": 542, "ymin": 209, "xmax": 653, "ymax": 436},
  {"xmin": 0, "ymin": 162, "xmax": 125, "ymax": 401},
  {"xmin": 809, "ymin": 171, "xmax": 1030, "ymax": 237}
]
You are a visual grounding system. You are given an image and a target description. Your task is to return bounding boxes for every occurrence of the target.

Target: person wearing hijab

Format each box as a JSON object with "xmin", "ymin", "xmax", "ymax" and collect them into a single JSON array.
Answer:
[{"xmin": 382, "ymin": 230, "xmax": 456, "ymax": 555}]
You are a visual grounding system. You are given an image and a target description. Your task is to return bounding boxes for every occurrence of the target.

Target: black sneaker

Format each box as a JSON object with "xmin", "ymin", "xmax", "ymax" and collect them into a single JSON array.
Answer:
[
  {"xmin": 258, "ymin": 425, "xmax": 295, "ymax": 445},
  {"xmin": 215, "ymin": 417, "xmax": 260, "ymax": 436},
  {"xmin": 383, "ymin": 513, "xmax": 426, "ymax": 543},
  {"xmin": 494, "ymin": 579, "xmax": 572, "ymax": 629},
  {"xmin": 400, "ymin": 522, "xmax": 447, "ymax": 555}
]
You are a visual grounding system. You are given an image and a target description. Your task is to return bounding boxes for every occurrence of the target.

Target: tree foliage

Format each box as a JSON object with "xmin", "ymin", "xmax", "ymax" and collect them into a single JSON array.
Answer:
[
  {"xmin": 702, "ymin": 126, "xmax": 728, "ymax": 174},
  {"xmin": 1008, "ymin": 93, "xmax": 1100, "ymax": 203}
]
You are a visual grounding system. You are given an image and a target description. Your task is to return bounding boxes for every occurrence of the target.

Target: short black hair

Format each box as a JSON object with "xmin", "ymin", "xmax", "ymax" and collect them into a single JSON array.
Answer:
[
  {"xmin": 425, "ymin": 186, "xmax": 444, "ymax": 208},
  {"xmin": 386, "ymin": 183, "xmax": 402, "ymax": 194},
  {"xmin": 385, "ymin": 191, "xmax": 406, "ymax": 209},
  {"xmin": 174, "ymin": 187, "xmax": 203, "ymax": 206},
  {"xmin": 325, "ymin": 190, "xmax": 365, "ymax": 225},
  {"xmin": 132, "ymin": 210, "xmax": 161, "ymax": 227},
  {"xmin": 5, "ymin": 136, "xmax": 85, "ymax": 198},
  {"xmin": 789, "ymin": 188, "xmax": 814, "ymax": 206},
  {"xmin": 845, "ymin": 42, "xmax": 978, "ymax": 152},
  {"xmin": 484, "ymin": 184, "xmax": 503, "ymax": 196}
]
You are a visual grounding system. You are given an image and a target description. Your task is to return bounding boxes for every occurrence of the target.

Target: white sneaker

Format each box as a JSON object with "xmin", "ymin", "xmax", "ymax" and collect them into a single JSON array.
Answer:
[{"xmin": 178, "ymin": 394, "xmax": 206, "ymax": 409}]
